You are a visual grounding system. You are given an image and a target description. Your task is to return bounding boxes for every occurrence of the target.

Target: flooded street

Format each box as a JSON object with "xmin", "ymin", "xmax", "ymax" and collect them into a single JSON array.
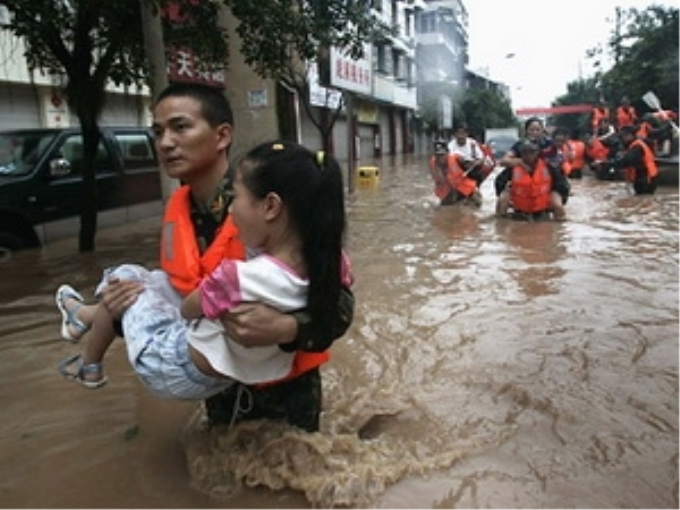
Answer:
[{"xmin": 0, "ymin": 156, "xmax": 677, "ymax": 508}]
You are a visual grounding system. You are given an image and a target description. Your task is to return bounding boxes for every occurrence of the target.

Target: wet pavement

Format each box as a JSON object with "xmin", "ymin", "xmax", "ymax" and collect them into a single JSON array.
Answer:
[{"xmin": 0, "ymin": 156, "xmax": 677, "ymax": 508}]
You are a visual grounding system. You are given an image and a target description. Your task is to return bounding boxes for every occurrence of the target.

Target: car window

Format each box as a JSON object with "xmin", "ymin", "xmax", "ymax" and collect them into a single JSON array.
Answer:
[
  {"xmin": 0, "ymin": 132, "xmax": 56, "ymax": 176},
  {"xmin": 56, "ymin": 135, "xmax": 113, "ymax": 177},
  {"xmin": 113, "ymin": 132, "xmax": 156, "ymax": 171}
]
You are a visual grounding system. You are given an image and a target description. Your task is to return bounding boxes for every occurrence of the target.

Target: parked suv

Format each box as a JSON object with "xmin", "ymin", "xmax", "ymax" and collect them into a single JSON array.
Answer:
[{"xmin": 0, "ymin": 127, "xmax": 161, "ymax": 255}]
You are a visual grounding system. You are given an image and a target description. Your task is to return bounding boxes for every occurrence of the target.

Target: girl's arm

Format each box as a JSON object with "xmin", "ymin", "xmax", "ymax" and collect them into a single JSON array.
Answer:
[{"xmin": 181, "ymin": 288, "xmax": 203, "ymax": 320}]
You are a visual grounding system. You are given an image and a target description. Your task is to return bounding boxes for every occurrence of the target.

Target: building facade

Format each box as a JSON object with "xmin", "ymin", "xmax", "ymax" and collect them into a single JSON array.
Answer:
[
  {"xmin": 414, "ymin": 0, "xmax": 511, "ymax": 141},
  {"xmin": 350, "ymin": 0, "xmax": 421, "ymax": 161},
  {"xmin": 414, "ymin": 0, "xmax": 468, "ymax": 135},
  {"xmin": 292, "ymin": 0, "xmax": 424, "ymax": 163},
  {"xmin": 0, "ymin": 7, "xmax": 151, "ymax": 131},
  {"xmin": 0, "ymin": 1, "xmax": 489, "ymax": 163}
]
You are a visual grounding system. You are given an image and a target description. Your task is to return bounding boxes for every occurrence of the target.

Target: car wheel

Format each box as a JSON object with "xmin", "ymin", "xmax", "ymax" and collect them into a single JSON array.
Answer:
[{"xmin": 0, "ymin": 232, "xmax": 28, "ymax": 262}]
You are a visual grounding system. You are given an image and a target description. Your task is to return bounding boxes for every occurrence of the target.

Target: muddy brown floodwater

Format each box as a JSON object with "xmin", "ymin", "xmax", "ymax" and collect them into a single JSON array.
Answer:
[{"xmin": 0, "ymin": 156, "xmax": 677, "ymax": 508}]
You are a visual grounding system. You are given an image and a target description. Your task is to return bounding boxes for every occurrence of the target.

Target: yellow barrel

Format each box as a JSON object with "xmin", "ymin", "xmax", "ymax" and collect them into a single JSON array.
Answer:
[{"xmin": 356, "ymin": 166, "xmax": 380, "ymax": 187}]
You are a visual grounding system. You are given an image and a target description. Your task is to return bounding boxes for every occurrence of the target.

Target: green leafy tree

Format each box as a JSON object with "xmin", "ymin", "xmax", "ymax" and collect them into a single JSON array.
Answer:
[
  {"xmin": 458, "ymin": 88, "xmax": 517, "ymax": 140},
  {"xmin": 549, "ymin": 6, "xmax": 678, "ymax": 133},
  {"xmin": 550, "ymin": 77, "xmax": 601, "ymax": 136},
  {"xmin": 224, "ymin": 0, "xmax": 392, "ymax": 150},
  {"xmin": 418, "ymin": 84, "xmax": 516, "ymax": 141},
  {"xmin": 0, "ymin": 0, "xmax": 227, "ymax": 252},
  {"xmin": 556, "ymin": 3, "xmax": 678, "ymax": 130},
  {"xmin": 599, "ymin": 4, "xmax": 678, "ymax": 114}
]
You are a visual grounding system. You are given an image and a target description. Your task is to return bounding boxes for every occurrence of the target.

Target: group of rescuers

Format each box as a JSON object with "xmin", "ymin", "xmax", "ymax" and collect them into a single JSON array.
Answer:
[{"xmin": 428, "ymin": 97, "xmax": 675, "ymax": 221}]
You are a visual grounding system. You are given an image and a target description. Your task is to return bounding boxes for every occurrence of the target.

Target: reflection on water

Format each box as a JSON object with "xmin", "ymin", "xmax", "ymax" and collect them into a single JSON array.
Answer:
[{"xmin": 0, "ymin": 158, "xmax": 677, "ymax": 508}]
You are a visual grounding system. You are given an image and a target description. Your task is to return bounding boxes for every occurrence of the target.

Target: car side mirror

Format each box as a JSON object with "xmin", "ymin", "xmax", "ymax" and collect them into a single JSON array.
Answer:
[{"xmin": 49, "ymin": 158, "xmax": 72, "ymax": 176}]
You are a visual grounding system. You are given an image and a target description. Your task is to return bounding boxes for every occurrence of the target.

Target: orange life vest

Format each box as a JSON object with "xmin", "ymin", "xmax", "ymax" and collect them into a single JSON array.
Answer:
[
  {"xmin": 616, "ymin": 106, "xmax": 637, "ymax": 128},
  {"xmin": 446, "ymin": 155, "xmax": 478, "ymax": 197},
  {"xmin": 585, "ymin": 137, "xmax": 609, "ymax": 161},
  {"xmin": 510, "ymin": 159, "xmax": 553, "ymax": 214},
  {"xmin": 566, "ymin": 139, "xmax": 586, "ymax": 171},
  {"xmin": 624, "ymin": 139, "xmax": 658, "ymax": 183},
  {"xmin": 161, "ymin": 186, "xmax": 244, "ymax": 295},
  {"xmin": 428, "ymin": 156, "xmax": 453, "ymax": 200},
  {"xmin": 160, "ymin": 185, "xmax": 329, "ymax": 383},
  {"xmin": 428, "ymin": 154, "xmax": 477, "ymax": 198},
  {"xmin": 635, "ymin": 121, "xmax": 658, "ymax": 153}
]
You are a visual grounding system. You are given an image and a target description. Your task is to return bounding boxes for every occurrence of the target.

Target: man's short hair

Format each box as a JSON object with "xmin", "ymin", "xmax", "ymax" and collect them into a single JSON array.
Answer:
[
  {"xmin": 154, "ymin": 82, "xmax": 234, "ymax": 128},
  {"xmin": 518, "ymin": 138, "xmax": 540, "ymax": 152}
]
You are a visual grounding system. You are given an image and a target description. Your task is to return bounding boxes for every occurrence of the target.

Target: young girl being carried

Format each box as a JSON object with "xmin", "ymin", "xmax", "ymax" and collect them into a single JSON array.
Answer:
[{"xmin": 55, "ymin": 141, "xmax": 352, "ymax": 399}]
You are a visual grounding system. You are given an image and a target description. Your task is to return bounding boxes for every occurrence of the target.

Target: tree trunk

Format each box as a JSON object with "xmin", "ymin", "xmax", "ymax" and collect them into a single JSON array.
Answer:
[
  {"xmin": 140, "ymin": 0, "xmax": 177, "ymax": 202},
  {"xmin": 77, "ymin": 118, "xmax": 101, "ymax": 253},
  {"xmin": 68, "ymin": 71, "xmax": 105, "ymax": 253}
]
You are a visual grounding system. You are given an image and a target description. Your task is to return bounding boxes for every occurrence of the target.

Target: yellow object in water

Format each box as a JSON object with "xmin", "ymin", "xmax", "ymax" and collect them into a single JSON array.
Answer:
[{"xmin": 356, "ymin": 166, "xmax": 380, "ymax": 187}]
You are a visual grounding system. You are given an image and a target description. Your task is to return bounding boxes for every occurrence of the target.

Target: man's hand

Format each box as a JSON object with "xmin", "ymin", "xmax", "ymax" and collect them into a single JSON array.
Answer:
[
  {"xmin": 221, "ymin": 302, "xmax": 297, "ymax": 348},
  {"xmin": 99, "ymin": 277, "xmax": 144, "ymax": 319}
]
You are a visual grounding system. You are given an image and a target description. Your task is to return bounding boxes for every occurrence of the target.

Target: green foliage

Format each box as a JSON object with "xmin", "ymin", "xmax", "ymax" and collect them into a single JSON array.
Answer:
[
  {"xmin": 600, "ymin": 5, "xmax": 678, "ymax": 112},
  {"xmin": 5, "ymin": 1, "xmax": 144, "ymax": 89},
  {"xmin": 417, "ymin": 83, "xmax": 516, "ymax": 139},
  {"xmin": 160, "ymin": 1, "xmax": 230, "ymax": 75},
  {"xmin": 550, "ymin": 77, "xmax": 601, "ymax": 136},
  {"xmin": 458, "ymin": 88, "xmax": 517, "ymax": 139},
  {"xmin": 1, "ymin": 0, "xmax": 227, "ymax": 108},
  {"xmin": 223, "ymin": 0, "xmax": 392, "ymax": 81},
  {"xmin": 556, "ymin": 3, "xmax": 678, "ymax": 129}
]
